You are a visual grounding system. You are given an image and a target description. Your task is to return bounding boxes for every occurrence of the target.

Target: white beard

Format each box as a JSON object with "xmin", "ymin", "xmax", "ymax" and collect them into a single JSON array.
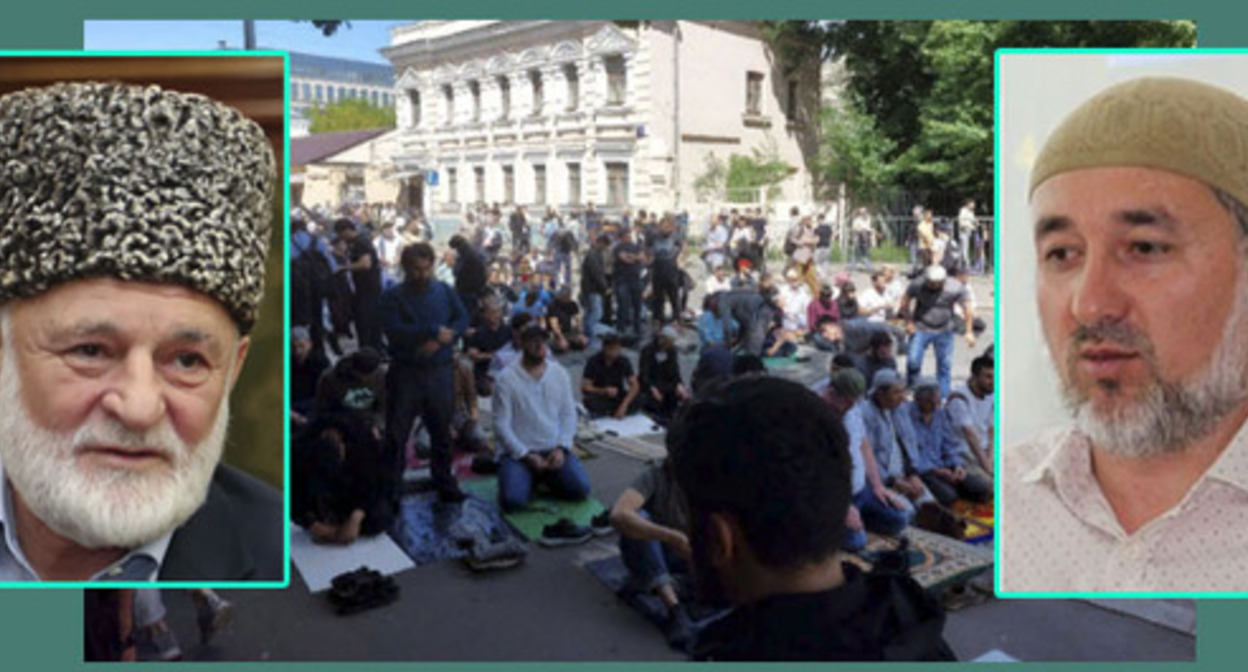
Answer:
[
  {"xmin": 0, "ymin": 318, "xmax": 229, "ymax": 551},
  {"xmin": 1060, "ymin": 272, "xmax": 1248, "ymax": 460}
]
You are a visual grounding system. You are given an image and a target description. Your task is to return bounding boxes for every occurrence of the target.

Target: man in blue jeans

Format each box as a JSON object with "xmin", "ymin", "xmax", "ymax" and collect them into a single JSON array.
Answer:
[
  {"xmin": 491, "ymin": 325, "xmax": 591, "ymax": 512},
  {"xmin": 609, "ymin": 460, "xmax": 695, "ymax": 649},
  {"xmin": 902, "ymin": 265, "xmax": 976, "ymax": 398}
]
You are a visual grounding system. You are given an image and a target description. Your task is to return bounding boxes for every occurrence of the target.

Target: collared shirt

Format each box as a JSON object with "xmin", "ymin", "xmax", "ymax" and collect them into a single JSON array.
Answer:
[
  {"xmin": 0, "ymin": 461, "xmax": 168, "ymax": 582},
  {"xmin": 947, "ymin": 383, "xmax": 993, "ymax": 462},
  {"xmin": 1002, "ymin": 423, "xmax": 1248, "ymax": 593},
  {"xmin": 492, "ymin": 358, "xmax": 578, "ymax": 460},
  {"xmin": 907, "ymin": 402, "xmax": 963, "ymax": 473},
  {"xmin": 860, "ymin": 400, "xmax": 920, "ymax": 481},
  {"xmin": 843, "ymin": 403, "xmax": 868, "ymax": 495}
]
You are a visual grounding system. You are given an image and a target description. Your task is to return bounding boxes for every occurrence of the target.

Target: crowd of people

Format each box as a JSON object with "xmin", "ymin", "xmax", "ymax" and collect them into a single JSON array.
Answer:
[{"xmin": 287, "ymin": 198, "xmax": 993, "ymax": 661}]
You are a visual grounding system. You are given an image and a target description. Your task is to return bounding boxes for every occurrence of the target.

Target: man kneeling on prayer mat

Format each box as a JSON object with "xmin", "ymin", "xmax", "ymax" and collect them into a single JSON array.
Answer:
[
  {"xmin": 581, "ymin": 332, "xmax": 642, "ymax": 418},
  {"xmin": 492, "ymin": 325, "xmax": 592, "ymax": 512}
]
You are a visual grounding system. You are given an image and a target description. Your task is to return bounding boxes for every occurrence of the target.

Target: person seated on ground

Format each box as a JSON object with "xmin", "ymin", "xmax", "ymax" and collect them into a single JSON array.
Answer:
[
  {"xmin": 465, "ymin": 296, "xmax": 513, "ymax": 396},
  {"xmin": 610, "ymin": 458, "xmax": 696, "ymax": 649},
  {"xmin": 486, "ymin": 263, "xmax": 518, "ymax": 312},
  {"xmin": 315, "ymin": 347, "xmax": 387, "ymax": 436},
  {"xmin": 806, "ymin": 283, "xmax": 840, "ymax": 333},
  {"xmin": 451, "ymin": 354, "xmax": 490, "ymax": 454},
  {"xmin": 492, "ymin": 326, "xmax": 591, "ymax": 512},
  {"xmin": 946, "ymin": 353, "xmax": 995, "ymax": 478},
  {"xmin": 823, "ymin": 370, "xmax": 914, "ymax": 551},
  {"xmin": 907, "ymin": 379, "xmax": 992, "ymax": 506},
  {"xmin": 639, "ymin": 326, "xmax": 691, "ymax": 425},
  {"xmin": 696, "ymin": 293, "xmax": 728, "ymax": 349},
  {"xmin": 731, "ymin": 257, "xmax": 758, "ymax": 289},
  {"xmin": 851, "ymin": 330, "xmax": 902, "ymax": 388},
  {"xmin": 810, "ymin": 317, "xmax": 844, "ymax": 353},
  {"xmin": 293, "ymin": 413, "xmax": 394, "ymax": 545},
  {"xmin": 670, "ymin": 376, "xmax": 955, "ymax": 661},
  {"xmin": 838, "ymin": 281, "xmax": 862, "ymax": 320},
  {"xmin": 860, "ymin": 371, "xmax": 938, "ymax": 509},
  {"xmin": 858, "ymin": 269, "xmax": 894, "ymax": 322},
  {"xmin": 490, "ymin": 312, "xmax": 553, "ymax": 378},
  {"xmin": 704, "ymin": 264, "xmax": 732, "ymax": 295},
  {"xmin": 690, "ymin": 345, "xmax": 734, "ymax": 397},
  {"xmin": 777, "ymin": 266, "xmax": 812, "ymax": 338},
  {"xmin": 291, "ymin": 326, "xmax": 329, "ymax": 427},
  {"xmin": 762, "ymin": 307, "xmax": 802, "ymax": 359},
  {"xmin": 582, "ymin": 333, "xmax": 643, "ymax": 418},
  {"xmin": 512, "ymin": 274, "xmax": 552, "ymax": 326},
  {"xmin": 547, "ymin": 284, "xmax": 589, "ymax": 353}
]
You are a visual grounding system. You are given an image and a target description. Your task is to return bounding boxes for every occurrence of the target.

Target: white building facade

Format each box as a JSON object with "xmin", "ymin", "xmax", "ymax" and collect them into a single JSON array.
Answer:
[{"xmin": 382, "ymin": 21, "xmax": 820, "ymax": 218}]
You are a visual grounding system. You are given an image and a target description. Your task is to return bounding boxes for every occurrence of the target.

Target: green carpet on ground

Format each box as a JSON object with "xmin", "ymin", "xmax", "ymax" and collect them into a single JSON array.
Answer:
[
  {"xmin": 462, "ymin": 477, "xmax": 606, "ymax": 541},
  {"xmin": 762, "ymin": 354, "xmax": 802, "ymax": 369}
]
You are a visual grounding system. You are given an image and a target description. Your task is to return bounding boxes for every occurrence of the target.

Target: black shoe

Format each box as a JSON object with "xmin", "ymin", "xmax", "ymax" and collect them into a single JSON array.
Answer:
[
  {"xmin": 437, "ymin": 485, "xmax": 467, "ymax": 504},
  {"xmin": 538, "ymin": 517, "xmax": 592, "ymax": 547},
  {"xmin": 590, "ymin": 510, "xmax": 613, "ymax": 537},
  {"xmin": 663, "ymin": 604, "xmax": 695, "ymax": 651}
]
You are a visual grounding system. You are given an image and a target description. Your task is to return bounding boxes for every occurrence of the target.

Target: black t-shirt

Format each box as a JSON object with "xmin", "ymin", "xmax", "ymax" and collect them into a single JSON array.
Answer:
[
  {"xmin": 348, "ymin": 237, "xmax": 382, "ymax": 297},
  {"xmin": 465, "ymin": 322, "xmax": 512, "ymax": 375},
  {"xmin": 613, "ymin": 241, "xmax": 643, "ymax": 281},
  {"xmin": 815, "ymin": 222, "xmax": 833, "ymax": 247},
  {"xmin": 548, "ymin": 298, "xmax": 580, "ymax": 335},
  {"xmin": 583, "ymin": 351, "xmax": 634, "ymax": 396}
]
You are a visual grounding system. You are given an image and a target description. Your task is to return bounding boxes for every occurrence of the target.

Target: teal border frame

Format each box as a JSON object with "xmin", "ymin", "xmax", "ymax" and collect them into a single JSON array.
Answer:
[
  {"xmin": 0, "ymin": 49, "xmax": 292, "ymax": 590},
  {"xmin": 993, "ymin": 46, "xmax": 1248, "ymax": 600}
]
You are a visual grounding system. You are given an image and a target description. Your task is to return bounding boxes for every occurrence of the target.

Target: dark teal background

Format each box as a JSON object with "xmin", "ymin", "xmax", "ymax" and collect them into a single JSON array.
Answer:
[{"xmin": 0, "ymin": 1, "xmax": 1237, "ymax": 669}]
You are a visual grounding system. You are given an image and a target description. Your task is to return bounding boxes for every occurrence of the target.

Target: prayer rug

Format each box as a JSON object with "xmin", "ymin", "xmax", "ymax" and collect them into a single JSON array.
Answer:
[
  {"xmin": 847, "ymin": 527, "xmax": 993, "ymax": 594},
  {"xmin": 387, "ymin": 490, "xmax": 517, "ymax": 566},
  {"xmin": 582, "ymin": 554, "xmax": 728, "ymax": 652},
  {"xmin": 462, "ymin": 477, "xmax": 606, "ymax": 542}
]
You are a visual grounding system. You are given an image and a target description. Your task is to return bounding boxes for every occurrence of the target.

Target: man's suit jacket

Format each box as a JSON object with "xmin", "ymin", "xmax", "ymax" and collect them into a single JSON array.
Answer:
[{"xmin": 159, "ymin": 464, "xmax": 284, "ymax": 581}]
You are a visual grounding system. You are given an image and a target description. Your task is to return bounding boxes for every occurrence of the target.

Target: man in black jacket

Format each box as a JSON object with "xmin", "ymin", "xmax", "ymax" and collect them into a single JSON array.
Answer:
[
  {"xmin": 580, "ymin": 234, "xmax": 611, "ymax": 346},
  {"xmin": 670, "ymin": 377, "xmax": 955, "ymax": 661}
]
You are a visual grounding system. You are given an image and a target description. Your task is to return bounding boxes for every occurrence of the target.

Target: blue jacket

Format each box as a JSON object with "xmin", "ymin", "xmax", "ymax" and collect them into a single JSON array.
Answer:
[{"xmin": 379, "ymin": 280, "xmax": 469, "ymax": 366}]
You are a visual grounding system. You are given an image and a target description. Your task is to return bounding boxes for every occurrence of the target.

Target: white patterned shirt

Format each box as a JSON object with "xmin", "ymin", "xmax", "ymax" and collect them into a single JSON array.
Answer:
[{"xmin": 1001, "ymin": 423, "xmax": 1248, "ymax": 593}]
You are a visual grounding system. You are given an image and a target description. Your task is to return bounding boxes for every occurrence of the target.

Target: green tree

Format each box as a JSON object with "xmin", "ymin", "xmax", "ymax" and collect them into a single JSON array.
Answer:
[
  {"xmin": 308, "ymin": 98, "xmax": 395, "ymax": 133},
  {"xmin": 693, "ymin": 145, "xmax": 794, "ymax": 204},
  {"xmin": 819, "ymin": 98, "xmax": 896, "ymax": 209},
  {"xmin": 768, "ymin": 20, "xmax": 1196, "ymax": 209}
]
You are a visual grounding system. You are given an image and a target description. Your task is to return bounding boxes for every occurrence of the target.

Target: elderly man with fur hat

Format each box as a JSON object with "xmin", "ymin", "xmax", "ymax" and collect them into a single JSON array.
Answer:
[
  {"xmin": 1003, "ymin": 75, "xmax": 1248, "ymax": 592},
  {"xmin": 0, "ymin": 81, "xmax": 280, "ymax": 581}
]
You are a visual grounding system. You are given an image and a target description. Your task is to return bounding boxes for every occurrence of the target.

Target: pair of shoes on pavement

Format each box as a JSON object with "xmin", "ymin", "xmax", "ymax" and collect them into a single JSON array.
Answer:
[
  {"xmin": 539, "ymin": 511, "xmax": 614, "ymax": 547},
  {"xmin": 194, "ymin": 592, "xmax": 234, "ymax": 646},
  {"xmin": 464, "ymin": 536, "xmax": 529, "ymax": 572}
]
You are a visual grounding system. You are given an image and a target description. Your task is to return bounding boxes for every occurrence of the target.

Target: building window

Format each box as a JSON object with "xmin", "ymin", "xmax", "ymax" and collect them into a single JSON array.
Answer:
[
  {"xmin": 443, "ymin": 84, "xmax": 455, "ymax": 126},
  {"xmin": 447, "ymin": 167, "xmax": 458, "ymax": 204},
  {"xmin": 497, "ymin": 76, "xmax": 511, "ymax": 121},
  {"xmin": 530, "ymin": 69, "xmax": 543, "ymax": 116},
  {"xmin": 534, "ymin": 164, "xmax": 547, "ymax": 205},
  {"xmin": 302, "ymin": 83, "xmax": 311, "ymax": 101},
  {"xmin": 786, "ymin": 79, "xmax": 799, "ymax": 122},
  {"xmin": 503, "ymin": 165, "xmax": 516, "ymax": 205},
  {"xmin": 606, "ymin": 162, "xmax": 629, "ymax": 208},
  {"xmin": 291, "ymin": 80, "xmax": 299, "ymax": 100},
  {"xmin": 564, "ymin": 64, "xmax": 579, "ymax": 111},
  {"xmin": 567, "ymin": 162, "xmax": 581, "ymax": 206},
  {"xmin": 338, "ymin": 86, "xmax": 346, "ymax": 101},
  {"xmin": 314, "ymin": 84, "xmax": 323, "ymax": 102},
  {"xmin": 469, "ymin": 80, "xmax": 482, "ymax": 122},
  {"xmin": 407, "ymin": 89, "xmax": 421, "ymax": 127},
  {"xmin": 474, "ymin": 166, "xmax": 486, "ymax": 203},
  {"xmin": 746, "ymin": 71, "xmax": 763, "ymax": 116},
  {"xmin": 605, "ymin": 55, "xmax": 626, "ymax": 106}
]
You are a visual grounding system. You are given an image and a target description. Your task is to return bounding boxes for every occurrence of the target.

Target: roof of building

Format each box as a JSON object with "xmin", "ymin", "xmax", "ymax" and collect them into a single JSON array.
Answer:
[
  {"xmin": 288, "ymin": 51, "xmax": 394, "ymax": 86},
  {"xmin": 291, "ymin": 128, "xmax": 390, "ymax": 165}
]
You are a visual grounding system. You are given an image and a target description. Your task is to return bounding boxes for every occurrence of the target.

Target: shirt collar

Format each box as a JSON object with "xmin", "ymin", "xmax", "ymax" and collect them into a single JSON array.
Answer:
[{"xmin": 0, "ymin": 459, "xmax": 169, "ymax": 582}]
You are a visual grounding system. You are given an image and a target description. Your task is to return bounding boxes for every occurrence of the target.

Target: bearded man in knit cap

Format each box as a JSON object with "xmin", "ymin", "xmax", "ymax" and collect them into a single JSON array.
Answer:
[
  {"xmin": 1003, "ymin": 76, "xmax": 1248, "ymax": 592},
  {"xmin": 0, "ymin": 81, "xmax": 282, "ymax": 582}
]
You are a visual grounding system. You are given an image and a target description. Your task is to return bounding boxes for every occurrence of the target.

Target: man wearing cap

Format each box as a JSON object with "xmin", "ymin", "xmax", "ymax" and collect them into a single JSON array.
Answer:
[
  {"xmin": 1004, "ymin": 76, "xmax": 1248, "ymax": 592},
  {"xmin": 638, "ymin": 326, "xmax": 689, "ymax": 425},
  {"xmin": 492, "ymin": 325, "xmax": 590, "ymax": 512},
  {"xmin": 901, "ymin": 265, "xmax": 975, "ymax": 398},
  {"xmin": 0, "ymin": 81, "xmax": 281, "ymax": 581}
]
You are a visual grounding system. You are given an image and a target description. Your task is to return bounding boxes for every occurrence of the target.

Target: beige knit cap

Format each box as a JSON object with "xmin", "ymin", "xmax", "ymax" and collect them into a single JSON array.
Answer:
[{"xmin": 1030, "ymin": 76, "xmax": 1248, "ymax": 207}]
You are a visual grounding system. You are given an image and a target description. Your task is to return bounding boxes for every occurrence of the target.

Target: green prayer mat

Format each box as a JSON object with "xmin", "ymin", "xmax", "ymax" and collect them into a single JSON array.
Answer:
[{"xmin": 462, "ymin": 477, "xmax": 606, "ymax": 542}]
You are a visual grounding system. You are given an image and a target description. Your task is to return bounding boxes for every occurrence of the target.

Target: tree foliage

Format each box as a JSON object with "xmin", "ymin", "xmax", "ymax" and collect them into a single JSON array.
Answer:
[
  {"xmin": 297, "ymin": 20, "xmax": 351, "ymax": 37},
  {"xmin": 308, "ymin": 98, "xmax": 395, "ymax": 133},
  {"xmin": 769, "ymin": 20, "xmax": 1197, "ymax": 210}
]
